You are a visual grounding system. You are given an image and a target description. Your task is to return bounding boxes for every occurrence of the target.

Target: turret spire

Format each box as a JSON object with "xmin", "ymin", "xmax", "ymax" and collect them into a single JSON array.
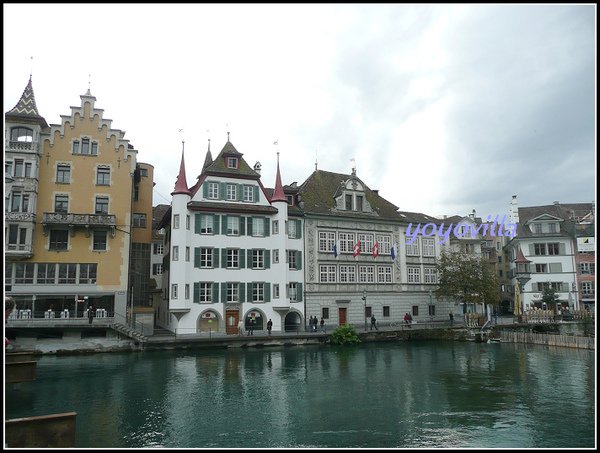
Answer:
[
  {"xmin": 271, "ymin": 152, "xmax": 287, "ymax": 203},
  {"xmin": 171, "ymin": 141, "xmax": 191, "ymax": 195}
]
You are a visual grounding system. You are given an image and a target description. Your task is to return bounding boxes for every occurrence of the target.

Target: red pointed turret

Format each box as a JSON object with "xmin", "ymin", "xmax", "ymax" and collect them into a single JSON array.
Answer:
[
  {"xmin": 514, "ymin": 247, "xmax": 531, "ymax": 264},
  {"xmin": 171, "ymin": 143, "xmax": 191, "ymax": 196},
  {"xmin": 271, "ymin": 153, "xmax": 287, "ymax": 203}
]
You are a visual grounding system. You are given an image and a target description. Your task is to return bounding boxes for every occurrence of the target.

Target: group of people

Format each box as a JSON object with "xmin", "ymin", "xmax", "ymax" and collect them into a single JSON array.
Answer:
[
  {"xmin": 308, "ymin": 316, "xmax": 325, "ymax": 332},
  {"xmin": 403, "ymin": 312, "xmax": 413, "ymax": 327}
]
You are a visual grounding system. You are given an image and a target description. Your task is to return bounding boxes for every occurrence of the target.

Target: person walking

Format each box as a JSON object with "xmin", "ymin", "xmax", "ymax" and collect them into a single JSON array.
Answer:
[
  {"xmin": 267, "ymin": 318, "xmax": 273, "ymax": 336},
  {"xmin": 320, "ymin": 317, "xmax": 325, "ymax": 332},
  {"xmin": 247, "ymin": 318, "xmax": 254, "ymax": 336},
  {"xmin": 449, "ymin": 312, "xmax": 454, "ymax": 326},
  {"xmin": 370, "ymin": 314, "xmax": 378, "ymax": 331},
  {"xmin": 88, "ymin": 305, "xmax": 94, "ymax": 324},
  {"xmin": 238, "ymin": 319, "xmax": 244, "ymax": 336}
]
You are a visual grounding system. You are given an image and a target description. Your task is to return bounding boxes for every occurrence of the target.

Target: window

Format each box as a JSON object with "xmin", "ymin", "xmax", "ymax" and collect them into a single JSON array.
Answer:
[
  {"xmin": 356, "ymin": 195, "xmax": 363, "ymax": 212},
  {"xmin": 534, "ymin": 243, "xmax": 546, "ymax": 255},
  {"xmin": 227, "ymin": 283, "xmax": 239, "ymax": 302},
  {"xmin": 497, "ymin": 256, "xmax": 502, "ymax": 263},
  {"xmin": 133, "ymin": 213, "xmax": 147, "ymax": 228},
  {"xmin": 153, "ymin": 243, "xmax": 164, "ymax": 255},
  {"xmin": 534, "ymin": 223, "xmax": 542, "ymax": 234},
  {"xmin": 287, "ymin": 220, "xmax": 297, "ymax": 238},
  {"xmin": 79, "ymin": 264, "xmax": 97, "ymax": 284},
  {"xmin": 200, "ymin": 248, "xmax": 213, "ymax": 268},
  {"xmin": 407, "ymin": 267, "xmax": 421, "ymax": 283},
  {"xmin": 318, "ymin": 231, "xmax": 336, "ymax": 252},
  {"xmin": 322, "ymin": 307, "xmax": 330, "ymax": 319},
  {"xmin": 377, "ymin": 266, "xmax": 392, "ymax": 283},
  {"xmin": 252, "ymin": 217, "xmax": 265, "ymax": 236},
  {"xmin": 359, "ymin": 265, "xmax": 375, "ymax": 283},
  {"xmin": 424, "ymin": 267, "xmax": 437, "ymax": 284},
  {"xmin": 339, "ymin": 232, "xmax": 355, "ymax": 253},
  {"xmin": 96, "ymin": 167, "xmax": 110, "ymax": 185},
  {"xmin": 428, "ymin": 305, "xmax": 436, "ymax": 316},
  {"xmin": 186, "ymin": 215, "xmax": 190, "ymax": 230},
  {"xmin": 227, "ymin": 249, "xmax": 240, "ymax": 268},
  {"xmin": 412, "ymin": 306, "xmax": 419, "ymax": 317},
  {"xmin": 580, "ymin": 263, "xmax": 595, "ymax": 275},
  {"xmin": 549, "ymin": 223, "xmax": 557, "ymax": 233},
  {"xmin": 208, "ymin": 182, "xmax": 219, "ymax": 199},
  {"xmin": 10, "ymin": 192, "xmax": 29, "ymax": 213},
  {"xmin": 243, "ymin": 185, "xmax": 254, "ymax": 202},
  {"xmin": 58, "ymin": 263, "xmax": 76, "ymax": 284},
  {"xmin": 405, "ymin": 237, "xmax": 420, "ymax": 256},
  {"xmin": 200, "ymin": 215, "xmax": 214, "ymax": 234},
  {"xmin": 358, "ymin": 233, "xmax": 373, "ymax": 254},
  {"xmin": 345, "ymin": 194, "xmax": 352, "ymax": 210},
  {"xmin": 55, "ymin": 195, "xmax": 69, "ymax": 213},
  {"xmin": 320, "ymin": 265, "xmax": 336, "ymax": 283},
  {"xmin": 14, "ymin": 159, "xmax": 24, "ymax": 177},
  {"xmin": 185, "ymin": 246, "xmax": 190, "ymax": 262},
  {"xmin": 49, "ymin": 230, "xmax": 69, "ymax": 250},
  {"xmin": 365, "ymin": 306, "xmax": 372, "ymax": 317},
  {"xmin": 95, "ymin": 196, "xmax": 109, "ymax": 215},
  {"xmin": 226, "ymin": 184, "xmax": 237, "ymax": 201},
  {"xmin": 185, "ymin": 284, "xmax": 190, "ymax": 300},
  {"xmin": 581, "ymin": 282, "xmax": 594, "ymax": 295},
  {"xmin": 56, "ymin": 164, "xmax": 71, "ymax": 183},
  {"xmin": 152, "ymin": 263, "xmax": 163, "ymax": 275},
  {"xmin": 376, "ymin": 235, "xmax": 391, "ymax": 255},
  {"xmin": 383, "ymin": 306, "xmax": 390, "ymax": 317},
  {"xmin": 339, "ymin": 265, "xmax": 356, "ymax": 283},
  {"xmin": 139, "ymin": 168, "xmax": 148, "ymax": 177},
  {"xmin": 288, "ymin": 283, "xmax": 299, "ymax": 301},
  {"xmin": 172, "ymin": 246, "xmax": 179, "ymax": 261},
  {"xmin": 272, "ymin": 249, "xmax": 279, "ymax": 264},
  {"xmin": 10, "ymin": 127, "xmax": 33, "ymax": 142},
  {"xmin": 422, "ymin": 238, "xmax": 435, "ymax": 257},
  {"xmin": 93, "ymin": 230, "xmax": 107, "ymax": 251},
  {"xmin": 253, "ymin": 250, "xmax": 265, "ymax": 269},
  {"xmin": 272, "ymin": 220, "xmax": 279, "ymax": 234},
  {"xmin": 81, "ymin": 138, "xmax": 90, "ymax": 155},
  {"xmin": 227, "ymin": 157, "xmax": 238, "ymax": 169},
  {"xmin": 37, "ymin": 263, "xmax": 56, "ymax": 284},
  {"xmin": 7, "ymin": 225, "xmax": 27, "ymax": 248},
  {"xmin": 173, "ymin": 214, "xmax": 180, "ymax": 229},
  {"xmin": 287, "ymin": 250, "xmax": 298, "ymax": 270},
  {"xmin": 199, "ymin": 283, "xmax": 212, "ymax": 303},
  {"xmin": 535, "ymin": 263, "xmax": 548, "ymax": 273},
  {"xmin": 227, "ymin": 216, "xmax": 240, "ymax": 235},
  {"xmin": 171, "ymin": 284, "xmax": 178, "ymax": 299},
  {"xmin": 72, "ymin": 140, "xmax": 80, "ymax": 154},
  {"xmin": 252, "ymin": 283, "xmax": 265, "ymax": 303},
  {"xmin": 547, "ymin": 243, "xmax": 560, "ymax": 255},
  {"xmin": 273, "ymin": 284, "xmax": 280, "ymax": 299},
  {"xmin": 15, "ymin": 263, "xmax": 34, "ymax": 284}
]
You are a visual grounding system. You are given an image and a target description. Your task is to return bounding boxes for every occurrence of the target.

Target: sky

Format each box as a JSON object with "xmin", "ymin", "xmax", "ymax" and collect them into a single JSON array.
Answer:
[{"xmin": 3, "ymin": 4, "xmax": 596, "ymax": 220}]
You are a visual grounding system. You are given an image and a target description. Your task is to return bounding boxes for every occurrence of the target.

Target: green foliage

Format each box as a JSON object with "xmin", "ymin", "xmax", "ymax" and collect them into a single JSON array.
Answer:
[
  {"xmin": 330, "ymin": 324, "xmax": 362, "ymax": 345},
  {"xmin": 435, "ymin": 250, "xmax": 500, "ymax": 313},
  {"xmin": 581, "ymin": 313, "xmax": 594, "ymax": 337},
  {"xmin": 541, "ymin": 287, "xmax": 560, "ymax": 305}
]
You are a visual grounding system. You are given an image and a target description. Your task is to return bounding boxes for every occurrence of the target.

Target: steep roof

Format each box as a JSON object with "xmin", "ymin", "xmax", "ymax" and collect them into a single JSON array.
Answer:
[
  {"xmin": 202, "ymin": 140, "xmax": 260, "ymax": 179},
  {"xmin": 171, "ymin": 150, "xmax": 191, "ymax": 196},
  {"xmin": 5, "ymin": 76, "xmax": 48, "ymax": 128},
  {"xmin": 516, "ymin": 202, "xmax": 594, "ymax": 237},
  {"xmin": 271, "ymin": 156, "xmax": 287, "ymax": 203}
]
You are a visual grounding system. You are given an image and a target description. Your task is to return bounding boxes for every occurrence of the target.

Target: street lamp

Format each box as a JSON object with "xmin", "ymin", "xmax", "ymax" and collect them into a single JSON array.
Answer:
[{"xmin": 362, "ymin": 289, "xmax": 367, "ymax": 331}]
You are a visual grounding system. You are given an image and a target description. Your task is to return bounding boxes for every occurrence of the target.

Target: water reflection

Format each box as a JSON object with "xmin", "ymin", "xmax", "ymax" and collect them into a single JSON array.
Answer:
[{"xmin": 5, "ymin": 342, "xmax": 595, "ymax": 448}]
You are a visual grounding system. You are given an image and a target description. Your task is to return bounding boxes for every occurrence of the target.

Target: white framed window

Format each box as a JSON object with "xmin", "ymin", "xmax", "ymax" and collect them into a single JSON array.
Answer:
[
  {"xmin": 288, "ymin": 283, "xmax": 299, "ymax": 302},
  {"xmin": 287, "ymin": 220, "xmax": 297, "ymax": 238},
  {"xmin": 273, "ymin": 284, "xmax": 280, "ymax": 299},
  {"xmin": 376, "ymin": 235, "xmax": 391, "ymax": 254},
  {"xmin": 272, "ymin": 249, "xmax": 279, "ymax": 263},
  {"xmin": 359, "ymin": 265, "xmax": 375, "ymax": 283},
  {"xmin": 422, "ymin": 238, "xmax": 435, "ymax": 257},
  {"xmin": 201, "ymin": 215, "xmax": 214, "ymax": 234},
  {"xmin": 536, "ymin": 263, "xmax": 548, "ymax": 273},
  {"xmin": 56, "ymin": 164, "xmax": 71, "ymax": 183},
  {"xmin": 208, "ymin": 182, "xmax": 219, "ymax": 199},
  {"xmin": 199, "ymin": 283, "xmax": 212, "ymax": 303},
  {"xmin": 152, "ymin": 263, "xmax": 163, "ymax": 275},
  {"xmin": 549, "ymin": 223, "xmax": 557, "ymax": 233},
  {"xmin": 319, "ymin": 265, "xmax": 336, "ymax": 283},
  {"xmin": 153, "ymin": 243, "xmax": 164, "ymax": 255},
  {"xmin": 319, "ymin": 231, "xmax": 336, "ymax": 252},
  {"xmin": 339, "ymin": 265, "xmax": 356, "ymax": 283},
  {"xmin": 407, "ymin": 267, "xmax": 421, "ymax": 283},
  {"xmin": 185, "ymin": 246, "xmax": 190, "ymax": 262},
  {"xmin": 580, "ymin": 263, "xmax": 595, "ymax": 274},
  {"xmin": 377, "ymin": 266, "xmax": 392, "ymax": 283},
  {"xmin": 227, "ymin": 157, "xmax": 238, "ymax": 169},
  {"xmin": 243, "ymin": 185, "xmax": 254, "ymax": 202},
  {"xmin": 226, "ymin": 184, "xmax": 237, "ymax": 201},
  {"xmin": 581, "ymin": 282, "xmax": 594, "ymax": 295},
  {"xmin": 424, "ymin": 267, "xmax": 437, "ymax": 284},
  {"xmin": 358, "ymin": 233, "xmax": 374, "ymax": 254},
  {"xmin": 272, "ymin": 220, "xmax": 279, "ymax": 234},
  {"xmin": 172, "ymin": 246, "xmax": 179, "ymax": 261},
  {"xmin": 252, "ymin": 217, "xmax": 265, "ymax": 236},
  {"xmin": 79, "ymin": 264, "xmax": 97, "ymax": 284},
  {"xmin": 253, "ymin": 249, "xmax": 265, "ymax": 269},
  {"xmin": 252, "ymin": 283, "xmax": 265, "ymax": 303},
  {"xmin": 96, "ymin": 166, "xmax": 110, "ymax": 185},
  {"xmin": 227, "ymin": 283, "xmax": 239, "ymax": 302},
  {"xmin": 227, "ymin": 216, "xmax": 240, "ymax": 235},
  {"xmin": 185, "ymin": 284, "xmax": 190, "ymax": 300},
  {"xmin": 406, "ymin": 237, "xmax": 420, "ymax": 256},
  {"xmin": 171, "ymin": 284, "xmax": 178, "ymax": 299},
  {"xmin": 200, "ymin": 248, "xmax": 213, "ymax": 268},
  {"xmin": 186, "ymin": 215, "xmax": 190, "ymax": 230},
  {"xmin": 548, "ymin": 243, "xmax": 560, "ymax": 255},
  {"xmin": 534, "ymin": 223, "xmax": 542, "ymax": 234},
  {"xmin": 227, "ymin": 249, "xmax": 240, "ymax": 268},
  {"xmin": 339, "ymin": 232, "xmax": 355, "ymax": 253},
  {"xmin": 173, "ymin": 214, "xmax": 180, "ymax": 229}
]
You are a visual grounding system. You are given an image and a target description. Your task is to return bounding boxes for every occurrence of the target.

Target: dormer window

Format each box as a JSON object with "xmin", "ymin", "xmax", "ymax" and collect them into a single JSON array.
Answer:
[
  {"xmin": 356, "ymin": 195, "xmax": 363, "ymax": 212},
  {"xmin": 227, "ymin": 157, "xmax": 238, "ymax": 169},
  {"xmin": 345, "ymin": 194, "xmax": 352, "ymax": 210},
  {"xmin": 548, "ymin": 223, "xmax": 557, "ymax": 233},
  {"xmin": 534, "ymin": 223, "xmax": 542, "ymax": 234}
]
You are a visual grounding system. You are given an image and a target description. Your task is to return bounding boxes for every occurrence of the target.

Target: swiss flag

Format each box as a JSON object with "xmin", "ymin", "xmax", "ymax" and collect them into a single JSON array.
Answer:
[
  {"xmin": 353, "ymin": 240, "xmax": 361, "ymax": 258},
  {"xmin": 373, "ymin": 241, "xmax": 379, "ymax": 259}
]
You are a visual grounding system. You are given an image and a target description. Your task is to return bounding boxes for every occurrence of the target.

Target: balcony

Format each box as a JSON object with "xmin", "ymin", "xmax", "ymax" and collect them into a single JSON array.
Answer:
[
  {"xmin": 42, "ymin": 212, "xmax": 116, "ymax": 237},
  {"xmin": 5, "ymin": 139, "xmax": 40, "ymax": 153}
]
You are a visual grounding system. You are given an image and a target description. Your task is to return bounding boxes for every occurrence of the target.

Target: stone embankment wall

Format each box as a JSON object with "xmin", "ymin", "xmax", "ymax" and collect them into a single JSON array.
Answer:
[{"xmin": 498, "ymin": 331, "xmax": 595, "ymax": 350}]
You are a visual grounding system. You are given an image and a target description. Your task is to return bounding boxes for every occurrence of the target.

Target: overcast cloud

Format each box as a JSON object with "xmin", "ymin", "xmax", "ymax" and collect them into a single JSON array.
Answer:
[{"xmin": 3, "ymin": 4, "xmax": 596, "ymax": 219}]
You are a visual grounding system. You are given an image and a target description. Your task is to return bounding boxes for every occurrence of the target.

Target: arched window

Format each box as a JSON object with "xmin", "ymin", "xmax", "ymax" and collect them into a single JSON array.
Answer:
[{"xmin": 10, "ymin": 127, "xmax": 33, "ymax": 142}]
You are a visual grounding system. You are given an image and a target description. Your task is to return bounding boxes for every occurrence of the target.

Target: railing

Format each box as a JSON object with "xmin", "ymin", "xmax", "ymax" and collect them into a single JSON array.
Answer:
[
  {"xmin": 6, "ymin": 309, "xmax": 114, "ymax": 327},
  {"xmin": 42, "ymin": 212, "xmax": 116, "ymax": 227}
]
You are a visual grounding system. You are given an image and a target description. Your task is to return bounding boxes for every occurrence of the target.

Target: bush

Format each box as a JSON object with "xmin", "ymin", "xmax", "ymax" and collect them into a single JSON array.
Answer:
[{"xmin": 330, "ymin": 324, "xmax": 361, "ymax": 345}]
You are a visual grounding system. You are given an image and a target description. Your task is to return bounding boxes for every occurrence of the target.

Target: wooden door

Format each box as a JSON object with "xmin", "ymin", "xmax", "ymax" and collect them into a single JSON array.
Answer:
[
  {"xmin": 338, "ymin": 307, "xmax": 347, "ymax": 325},
  {"xmin": 226, "ymin": 310, "xmax": 239, "ymax": 335}
]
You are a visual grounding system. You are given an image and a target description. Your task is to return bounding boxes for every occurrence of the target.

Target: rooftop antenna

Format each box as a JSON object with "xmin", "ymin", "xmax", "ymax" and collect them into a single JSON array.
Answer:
[
  {"xmin": 29, "ymin": 56, "xmax": 33, "ymax": 79},
  {"xmin": 226, "ymin": 123, "xmax": 230, "ymax": 142},
  {"xmin": 207, "ymin": 129, "xmax": 211, "ymax": 151}
]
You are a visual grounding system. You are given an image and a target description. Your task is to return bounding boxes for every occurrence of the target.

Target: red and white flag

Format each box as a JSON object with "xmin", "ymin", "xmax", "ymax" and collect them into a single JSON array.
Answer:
[
  {"xmin": 372, "ymin": 241, "xmax": 379, "ymax": 259},
  {"xmin": 353, "ymin": 240, "xmax": 361, "ymax": 258}
]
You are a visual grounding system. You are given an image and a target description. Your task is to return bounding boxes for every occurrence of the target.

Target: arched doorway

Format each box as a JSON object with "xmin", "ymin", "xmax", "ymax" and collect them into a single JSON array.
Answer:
[
  {"xmin": 245, "ymin": 310, "xmax": 264, "ymax": 332},
  {"xmin": 198, "ymin": 310, "xmax": 220, "ymax": 333},
  {"xmin": 284, "ymin": 311, "xmax": 302, "ymax": 332}
]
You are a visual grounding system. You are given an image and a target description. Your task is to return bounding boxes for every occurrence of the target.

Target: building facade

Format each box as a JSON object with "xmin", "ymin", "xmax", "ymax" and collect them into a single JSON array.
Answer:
[{"xmin": 157, "ymin": 140, "xmax": 304, "ymax": 335}]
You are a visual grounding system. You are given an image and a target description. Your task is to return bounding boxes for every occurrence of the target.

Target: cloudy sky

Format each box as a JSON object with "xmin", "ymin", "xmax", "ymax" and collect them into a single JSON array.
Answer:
[{"xmin": 4, "ymin": 4, "xmax": 596, "ymax": 219}]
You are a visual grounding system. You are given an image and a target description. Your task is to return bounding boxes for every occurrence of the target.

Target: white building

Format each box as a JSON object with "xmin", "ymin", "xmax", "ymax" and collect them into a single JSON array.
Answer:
[{"xmin": 157, "ymin": 139, "xmax": 304, "ymax": 335}]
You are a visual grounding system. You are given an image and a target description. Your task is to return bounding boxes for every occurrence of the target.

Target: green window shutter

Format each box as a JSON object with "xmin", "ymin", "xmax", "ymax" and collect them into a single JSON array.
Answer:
[
  {"xmin": 212, "ymin": 283, "xmax": 219, "ymax": 303},
  {"xmin": 222, "ymin": 215, "xmax": 228, "ymax": 233},
  {"xmin": 221, "ymin": 283, "xmax": 227, "ymax": 303},
  {"xmin": 295, "ymin": 220, "xmax": 302, "ymax": 239},
  {"xmin": 203, "ymin": 183, "xmax": 209, "ymax": 198},
  {"xmin": 213, "ymin": 248, "xmax": 219, "ymax": 268},
  {"xmin": 240, "ymin": 249, "xmax": 246, "ymax": 268},
  {"xmin": 237, "ymin": 184, "xmax": 244, "ymax": 201},
  {"xmin": 247, "ymin": 283, "xmax": 253, "ymax": 302},
  {"xmin": 297, "ymin": 283, "xmax": 303, "ymax": 302},
  {"xmin": 264, "ymin": 218, "xmax": 270, "ymax": 236},
  {"xmin": 213, "ymin": 214, "xmax": 220, "ymax": 235},
  {"xmin": 194, "ymin": 247, "xmax": 200, "ymax": 268},
  {"xmin": 558, "ymin": 243, "xmax": 566, "ymax": 255},
  {"xmin": 219, "ymin": 182, "xmax": 227, "ymax": 200},
  {"xmin": 529, "ymin": 244, "xmax": 535, "ymax": 255},
  {"xmin": 239, "ymin": 282, "xmax": 245, "ymax": 303},
  {"xmin": 296, "ymin": 251, "xmax": 302, "ymax": 270},
  {"xmin": 264, "ymin": 283, "xmax": 271, "ymax": 302},
  {"xmin": 247, "ymin": 249, "xmax": 253, "ymax": 268},
  {"xmin": 194, "ymin": 282, "xmax": 200, "ymax": 303},
  {"xmin": 221, "ymin": 249, "xmax": 227, "ymax": 268},
  {"xmin": 195, "ymin": 214, "xmax": 202, "ymax": 234},
  {"xmin": 549, "ymin": 262, "xmax": 563, "ymax": 273},
  {"xmin": 253, "ymin": 186, "xmax": 259, "ymax": 202},
  {"xmin": 247, "ymin": 217, "xmax": 253, "ymax": 236},
  {"xmin": 239, "ymin": 217, "xmax": 245, "ymax": 235},
  {"xmin": 264, "ymin": 250, "xmax": 270, "ymax": 269}
]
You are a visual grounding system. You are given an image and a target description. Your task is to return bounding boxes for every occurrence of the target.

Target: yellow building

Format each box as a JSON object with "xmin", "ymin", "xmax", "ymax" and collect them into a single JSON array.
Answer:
[{"xmin": 5, "ymin": 79, "xmax": 153, "ymax": 323}]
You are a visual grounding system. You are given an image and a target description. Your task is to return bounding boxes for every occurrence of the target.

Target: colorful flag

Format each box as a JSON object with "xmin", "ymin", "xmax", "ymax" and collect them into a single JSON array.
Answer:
[
  {"xmin": 372, "ymin": 241, "xmax": 379, "ymax": 259},
  {"xmin": 333, "ymin": 241, "xmax": 339, "ymax": 259},
  {"xmin": 390, "ymin": 243, "xmax": 397, "ymax": 261},
  {"xmin": 353, "ymin": 240, "xmax": 361, "ymax": 258}
]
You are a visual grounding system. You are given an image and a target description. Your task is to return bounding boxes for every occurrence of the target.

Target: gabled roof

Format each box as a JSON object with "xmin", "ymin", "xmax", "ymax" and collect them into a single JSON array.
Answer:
[
  {"xmin": 5, "ymin": 77, "xmax": 48, "ymax": 128},
  {"xmin": 516, "ymin": 202, "xmax": 593, "ymax": 237},
  {"xmin": 202, "ymin": 140, "xmax": 260, "ymax": 179}
]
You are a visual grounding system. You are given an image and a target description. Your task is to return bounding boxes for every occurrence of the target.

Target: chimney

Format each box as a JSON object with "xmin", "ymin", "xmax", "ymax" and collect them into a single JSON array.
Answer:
[
  {"xmin": 253, "ymin": 162, "xmax": 261, "ymax": 175},
  {"xmin": 510, "ymin": 195, "xmax": 519, "ymax": 225}
]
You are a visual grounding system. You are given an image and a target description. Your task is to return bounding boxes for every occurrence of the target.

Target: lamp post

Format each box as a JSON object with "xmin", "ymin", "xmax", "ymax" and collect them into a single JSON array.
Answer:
[
  {"xmin": 429, "ymin": 290, "xmax": 433, "ymax": 323},
  {"xmin": 362, "ymin": 289, "xmax": 367, "ymax": 331}
]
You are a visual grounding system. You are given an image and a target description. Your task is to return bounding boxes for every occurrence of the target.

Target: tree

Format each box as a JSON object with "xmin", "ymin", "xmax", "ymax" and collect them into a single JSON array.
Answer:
[
  {"xmin": 541, "ymin": 286, "xmax": 560, "ymax": 307},
  {"xmin": 435, "ymin": 250, "xmax": 500, "ymax": 314}
]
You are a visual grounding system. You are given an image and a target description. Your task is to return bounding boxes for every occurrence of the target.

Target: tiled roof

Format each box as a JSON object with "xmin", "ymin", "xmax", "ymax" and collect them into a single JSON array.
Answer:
[
  {"xmin": 516, "ymin": 202, "xmax": 594, "ymax": 237},
  {"xmin": 202, "ymin": 141, "xmax": 260, "ymax": 178},
  {"xmin": 5, "ymin": 77, "xmax": 48, "ymax": 128},
  {"xmin": 187, "ymin": 201, "xmax": 278, "ymax": 215}
]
